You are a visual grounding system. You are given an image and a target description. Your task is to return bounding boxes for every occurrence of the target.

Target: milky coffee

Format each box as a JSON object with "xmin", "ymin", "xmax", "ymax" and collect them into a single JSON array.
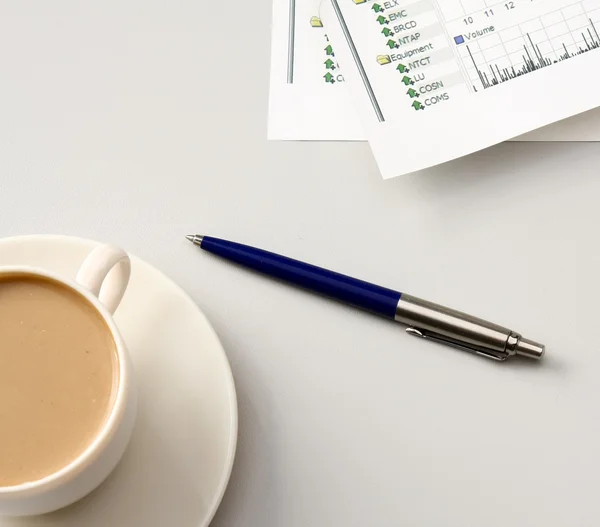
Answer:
[{"xmin": 0, "ymin": 274, "xmax": 118, "ymax": 487}]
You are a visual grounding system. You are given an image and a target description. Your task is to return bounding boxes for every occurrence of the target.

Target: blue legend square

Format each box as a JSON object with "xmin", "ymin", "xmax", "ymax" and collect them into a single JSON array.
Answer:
[{"xmin": 454, "ymin": 35, "xmax": 465, "ymax": 45}]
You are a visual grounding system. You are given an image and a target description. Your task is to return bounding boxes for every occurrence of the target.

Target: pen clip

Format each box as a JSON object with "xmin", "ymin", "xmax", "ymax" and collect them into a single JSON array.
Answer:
[{"xmin": 405, "ymin": 327, "xmax": 508, "ymax": 362}]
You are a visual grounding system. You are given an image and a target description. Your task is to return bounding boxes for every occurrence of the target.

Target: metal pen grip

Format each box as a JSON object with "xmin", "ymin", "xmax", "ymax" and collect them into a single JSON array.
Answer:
[{"xmin": 395, "ymin": 294, "xmax": 544, "ymax": 361}]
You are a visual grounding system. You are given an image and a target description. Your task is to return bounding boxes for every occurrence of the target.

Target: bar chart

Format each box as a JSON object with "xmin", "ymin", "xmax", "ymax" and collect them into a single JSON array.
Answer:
[{"xmin": 443, "ymin": 0, "xmax": 600, "ymax": 89}]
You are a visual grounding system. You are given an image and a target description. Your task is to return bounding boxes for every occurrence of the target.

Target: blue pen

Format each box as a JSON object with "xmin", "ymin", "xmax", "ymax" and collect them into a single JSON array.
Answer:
[{"xmin": 186, "ymin": 235, "xmax": 544, "ymax": 362}]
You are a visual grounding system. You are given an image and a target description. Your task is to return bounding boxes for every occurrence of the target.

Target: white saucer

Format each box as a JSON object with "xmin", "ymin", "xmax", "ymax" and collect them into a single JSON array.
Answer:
[{"xmin": 0, "ymin": 235, "xmax": 237, "ymax": 527}]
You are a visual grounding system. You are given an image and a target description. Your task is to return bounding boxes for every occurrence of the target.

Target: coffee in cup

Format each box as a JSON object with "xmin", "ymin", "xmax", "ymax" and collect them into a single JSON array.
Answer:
[
  {"xmin": 0, "ymin": 274, "xmax": 119, "ymax": 487},
  {"xmin": 0, "ymin": 243, "xmax": 137, "ymax": 517}
]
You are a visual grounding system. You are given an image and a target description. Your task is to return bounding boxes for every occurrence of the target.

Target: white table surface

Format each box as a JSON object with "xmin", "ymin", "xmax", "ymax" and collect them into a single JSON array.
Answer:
[{"xmin": 2, "ymin": 3, "xmax": 600, "ymax": 526}]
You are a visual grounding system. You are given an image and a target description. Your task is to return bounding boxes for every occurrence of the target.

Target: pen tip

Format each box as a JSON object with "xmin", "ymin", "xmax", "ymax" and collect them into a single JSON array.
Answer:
[{"xmin": 186, "ymin": 234, "xmax": 204, "ymax": 246}]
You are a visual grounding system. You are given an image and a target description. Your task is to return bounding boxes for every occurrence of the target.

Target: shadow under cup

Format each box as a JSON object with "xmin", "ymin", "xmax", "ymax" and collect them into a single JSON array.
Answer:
[{"xmin": 0, "ymin": 272, "xmax": 121, "ymax": 490}]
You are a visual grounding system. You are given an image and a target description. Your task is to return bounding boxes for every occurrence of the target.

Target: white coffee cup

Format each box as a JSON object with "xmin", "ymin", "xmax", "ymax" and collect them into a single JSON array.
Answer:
[{"xmin": 0, "ymin": 244, "xmax": 137, "ymax": 516}]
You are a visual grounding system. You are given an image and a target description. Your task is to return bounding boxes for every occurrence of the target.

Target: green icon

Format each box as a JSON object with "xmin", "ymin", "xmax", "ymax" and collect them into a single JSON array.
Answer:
[
  {"xmin": 382, "ymin": 27, "xmax": 394, "ymax": 37},
  {"xmin": 387, "ymin": 39, "xmax": 398, "ymax": 49},
  {"xmin": 372, "ymin": 3, "xmax": 384, "ymax": 12},
  {"xmin": 396, "ymin": 63, "xmax": 409, "ymax": 73},
  {"xmin": 412, "ymin": 101, "xmax": 424, "ymax": 110},
  {"xmin": 376, "ymin": 15, "xmax": 389, "ymax": 25},
  {"xmin": 401, "ymin": 76, "xmax": 414, "ymax": 86},
  {"xmin": 325, "ymin": 44, "xmax": 335, "ymax": 56},
  {"xmin": 324, "ymin": 59, "xmax": 336, "ymax": 70},
  {"xmin": 324, "ymin": 72, "xmax": 335, "ymax": 84},
  {"xmin": 407, "ymin": 88, "xmax": 419, "ymax": 98}
]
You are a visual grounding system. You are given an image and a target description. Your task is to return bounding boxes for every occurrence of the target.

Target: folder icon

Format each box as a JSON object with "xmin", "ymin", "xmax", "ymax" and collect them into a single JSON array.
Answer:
[
  {"xmin": 310, "ymin": 16, "xmax": 323, "ymax": 28},
  {"xmin": 353, "ymin": 0, "xmax": 367, "ymax": 3},
  {"xmin": 377, "ymin": 55, "xmax": 391, "ymax": 65}
]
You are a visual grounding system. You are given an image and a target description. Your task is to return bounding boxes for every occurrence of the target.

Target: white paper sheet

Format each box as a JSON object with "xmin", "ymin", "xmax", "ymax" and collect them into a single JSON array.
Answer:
[
  {"xmin": 268, "ymin": 0, "xmax": 600, "ymax": 144},
  {"xmin": 319, "ymin": 0, "xmax": 600, "ymax": 177}
]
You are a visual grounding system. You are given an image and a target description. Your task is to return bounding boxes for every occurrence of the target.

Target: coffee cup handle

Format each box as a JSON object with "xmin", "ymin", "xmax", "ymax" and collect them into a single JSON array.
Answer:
[{"xmin": 75, "ymin": 245, "xmax": 132, "ymax": 315}]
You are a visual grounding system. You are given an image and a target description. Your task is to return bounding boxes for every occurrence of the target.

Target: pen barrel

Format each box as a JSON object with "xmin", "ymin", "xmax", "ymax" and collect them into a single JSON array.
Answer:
[
  {"xmin": 395, "ymin": 294, "xmax": 521, "ymax": 359},
  {"xmin": 201, "ymin": 237, "xmax": 401, "ymax": 318}
]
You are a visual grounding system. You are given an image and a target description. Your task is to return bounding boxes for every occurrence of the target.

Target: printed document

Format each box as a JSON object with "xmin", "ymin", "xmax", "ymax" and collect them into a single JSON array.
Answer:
[
  {"xmin": 268, "ymin": 0, "xmax": 600, "ymax": 150},
  {"xmin": 319, "ymin": 0, "xmax": 600, "ymax": 176}
]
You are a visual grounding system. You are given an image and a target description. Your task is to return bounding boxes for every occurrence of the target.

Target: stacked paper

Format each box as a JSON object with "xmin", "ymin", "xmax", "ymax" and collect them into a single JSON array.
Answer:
[{"xmin": 269, "ymin": 0, "xmax": 600, "ymax": 178}]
